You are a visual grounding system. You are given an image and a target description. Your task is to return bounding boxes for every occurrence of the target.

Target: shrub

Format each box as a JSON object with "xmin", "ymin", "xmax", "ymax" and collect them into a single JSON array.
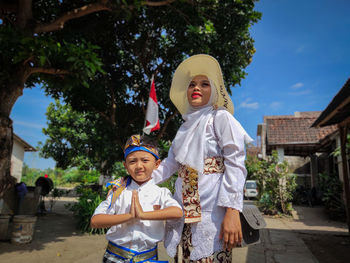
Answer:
[
  {"xmin": 66, "ymin": 185, "xmax": 108, "ymax": 234},
  {"xmin": 246, "ymin": 151, "xmax": 297, "ymax": 215},
  {"xmin": 159, "ymin": 174, "xmax": 177, "ymax": 194},
  {"xmin": 319, "ymin": 172, "xmax": 346, "ymax": 221}
]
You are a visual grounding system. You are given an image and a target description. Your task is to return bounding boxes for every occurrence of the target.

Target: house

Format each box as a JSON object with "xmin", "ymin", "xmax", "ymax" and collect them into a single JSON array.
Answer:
[
  {"xmin": 11, "ymin": 133, "xmax": 36, "ymax": 182},
  {"xmin": 257, "ymin": 111, "xmax": 338, "ymax": 187},
  {"xmin": 0, "ymin": 134, "xmax": 36, "ymax": 215},
  {"xmin": 312, "ymin": 78, "xmax": 350, "ymax": 234}
]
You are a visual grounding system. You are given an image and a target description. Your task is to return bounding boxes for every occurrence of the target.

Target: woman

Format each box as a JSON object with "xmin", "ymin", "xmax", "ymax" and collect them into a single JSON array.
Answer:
[{"xmin": 151, "ymin": 54, "xmax": 253, "ymax": 262}]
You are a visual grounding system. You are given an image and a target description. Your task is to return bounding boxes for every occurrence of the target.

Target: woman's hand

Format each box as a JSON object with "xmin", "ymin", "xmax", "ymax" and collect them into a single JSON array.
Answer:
[{"xmin": 219, "ymin": 208, "xmax": 242, "ymax": 250}]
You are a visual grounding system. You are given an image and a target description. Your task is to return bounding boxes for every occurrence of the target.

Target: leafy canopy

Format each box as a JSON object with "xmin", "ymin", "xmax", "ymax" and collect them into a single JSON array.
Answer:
[{"xmin": 3, "ymin": 0, "xmax": 262, "ymax": 174}]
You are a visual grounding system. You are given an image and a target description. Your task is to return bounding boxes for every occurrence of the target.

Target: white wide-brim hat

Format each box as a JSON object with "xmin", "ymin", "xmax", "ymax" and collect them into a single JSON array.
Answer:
[{"xmin": 170, "ymin": 54, "xmax": 234, "ymax": 115}]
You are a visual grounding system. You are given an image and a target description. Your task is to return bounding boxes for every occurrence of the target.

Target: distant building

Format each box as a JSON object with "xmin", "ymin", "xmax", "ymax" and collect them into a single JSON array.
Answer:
[
  {"xmin": 257, "ymin": 111, "xmax": 338, "ymax": 187},
  {"xmin": 312, "ymin": 78, "xmax": 350, "ymax": 233},
  {"xmin": 11, "ymin": 134, "xmax": 36, "ymax": 182}
]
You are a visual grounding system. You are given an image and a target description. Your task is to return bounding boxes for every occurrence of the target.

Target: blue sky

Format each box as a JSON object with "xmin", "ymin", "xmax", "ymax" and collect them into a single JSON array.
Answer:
[
  {"xmin": 233, "ymin": 0, "xmax": 350, "ymax": 140},
  {"xmin": 11, "ymin": 0, "xmax": 350, "ymax": 169}
]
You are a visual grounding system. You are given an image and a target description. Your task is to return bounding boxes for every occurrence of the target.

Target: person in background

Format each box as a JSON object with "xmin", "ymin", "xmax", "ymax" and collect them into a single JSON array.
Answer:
[{"xmin": 15, "ymin": 181, "xmax": 28, "ymax": 214}]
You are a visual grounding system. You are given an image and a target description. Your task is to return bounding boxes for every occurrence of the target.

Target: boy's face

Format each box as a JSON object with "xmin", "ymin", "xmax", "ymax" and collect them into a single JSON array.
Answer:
[{"xmin": 123, "ymin": 151, "xmax": 160, "ymax": 185}]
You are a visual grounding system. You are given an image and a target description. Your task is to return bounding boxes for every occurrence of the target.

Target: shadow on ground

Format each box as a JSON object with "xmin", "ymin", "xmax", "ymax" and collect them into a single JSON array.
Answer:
[
  {"xmin": 298, "ymin": 230, "xmax": 350, "ymax": 263},
  {"xmin": 0, "ymin": 199, "xmax": 81, "ymax": 254},
  {"xmin": 235, "ymin": 228, "xmax": 350, "ymax": 263},
  {"xmin": 292, "ymin": 205, "xmax": 347, "ymax": 229}
]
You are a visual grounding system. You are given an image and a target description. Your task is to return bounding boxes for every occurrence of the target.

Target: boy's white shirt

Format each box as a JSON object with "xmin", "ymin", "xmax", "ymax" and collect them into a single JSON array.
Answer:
[{"xmin": 92, "ymin": 179, "xmax": 181, "ymax": 252}]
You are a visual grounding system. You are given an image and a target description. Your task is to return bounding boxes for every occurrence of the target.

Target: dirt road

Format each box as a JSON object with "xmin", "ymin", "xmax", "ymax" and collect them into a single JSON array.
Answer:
[{"xmin": 0, "ymin": 198, "xmax": 348, "ymax": 263}]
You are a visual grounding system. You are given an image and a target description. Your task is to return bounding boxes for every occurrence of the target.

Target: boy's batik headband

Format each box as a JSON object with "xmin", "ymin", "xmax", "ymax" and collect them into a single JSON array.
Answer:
[{"xmin": 124, "ymin": 134, "xmax": 159, "ymax": 160}]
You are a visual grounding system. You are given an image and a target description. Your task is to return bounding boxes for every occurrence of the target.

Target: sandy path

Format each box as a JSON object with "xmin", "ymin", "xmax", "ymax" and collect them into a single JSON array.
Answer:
[{"xmin": 2, "ymin": 199, "xmax": 348, "ymax": 263}]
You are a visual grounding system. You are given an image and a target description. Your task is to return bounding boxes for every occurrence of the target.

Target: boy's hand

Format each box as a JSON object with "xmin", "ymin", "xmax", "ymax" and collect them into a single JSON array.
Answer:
[
  {"xmin": 219, "ymin": 208, "xmax": 242, "ymax": 250},
  {"xmin": 133, "ymin": 190, "xmax": 145, "ymax": 219},
  {"xmin": 129, "ymin": 190, "xmax": 136, "ymax": 218}
]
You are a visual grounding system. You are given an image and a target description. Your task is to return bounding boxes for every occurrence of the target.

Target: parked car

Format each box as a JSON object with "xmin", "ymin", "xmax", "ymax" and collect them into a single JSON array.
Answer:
[{"xmin": 244, "ymin": 180, "xmax": 258, "ymax": 199}]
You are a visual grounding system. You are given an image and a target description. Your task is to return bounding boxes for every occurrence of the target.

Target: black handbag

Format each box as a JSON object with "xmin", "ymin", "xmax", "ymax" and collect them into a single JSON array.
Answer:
[{"xmin": 239, "ymin": 204, "xmax": 266, "ymax": 246}]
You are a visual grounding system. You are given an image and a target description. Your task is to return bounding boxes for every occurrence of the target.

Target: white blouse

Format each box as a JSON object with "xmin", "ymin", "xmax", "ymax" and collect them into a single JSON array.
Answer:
[
  {"xmin": 92, "ymin": 180, "xmax": 182, "ymax": 252},
  {"xmin": 151, "ymin": 109, "xmax": 253, "ymax": 260}
]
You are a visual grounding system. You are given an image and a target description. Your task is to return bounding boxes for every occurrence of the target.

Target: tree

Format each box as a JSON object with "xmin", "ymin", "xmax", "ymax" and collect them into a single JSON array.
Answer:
[
  {"xmin": 40, "ymin": 100, "xmax": 122, "ymax": 174},
  {"xmin": 246, "ymin": 151, "xmax": 297, "ymax": 215},
  {"xmin": 40, "ymin": 1, "xmax": 261, "ymax": 174},
  {"xmin": 0, "ymin": 0, "xmax": 261, "ymax": 195}
]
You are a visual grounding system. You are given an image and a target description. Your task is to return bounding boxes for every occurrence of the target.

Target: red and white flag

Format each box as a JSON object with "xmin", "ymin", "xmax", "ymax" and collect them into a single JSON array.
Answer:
[{"xmin": 143, "ymin": 76, "xmax": 160, "ymax": 135}]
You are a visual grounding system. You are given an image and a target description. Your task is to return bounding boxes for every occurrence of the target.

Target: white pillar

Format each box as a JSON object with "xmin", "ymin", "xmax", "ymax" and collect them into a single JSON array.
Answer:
[
  {"xmin": 310, "ymin": 154, "xmax": 318, "ymax": 188},
  {"xmin": 277, "ymin": 147, "xmax": 284, "ymax": 163}
]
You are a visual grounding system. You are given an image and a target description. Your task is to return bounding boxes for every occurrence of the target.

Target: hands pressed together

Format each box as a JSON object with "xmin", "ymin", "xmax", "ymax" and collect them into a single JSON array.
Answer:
[
  {"xmin": 219, "ymin": 208, "xmax": 242, "ymax": 250},
  {"xmin": 129, "ymin": 190, "xmax": 146, "ymax": 219}
]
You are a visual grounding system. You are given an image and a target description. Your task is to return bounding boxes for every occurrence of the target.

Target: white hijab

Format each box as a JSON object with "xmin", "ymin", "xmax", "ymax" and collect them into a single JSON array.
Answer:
[{"xmin": 172, "ymin": 79, "xmax": 218, "ymax": 172}]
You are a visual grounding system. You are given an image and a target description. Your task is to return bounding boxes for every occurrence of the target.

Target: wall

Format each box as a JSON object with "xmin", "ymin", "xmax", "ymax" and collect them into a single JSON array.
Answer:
[{"xmin": 10, "ymin": 139, "xmax": 25, "ymax": 182}]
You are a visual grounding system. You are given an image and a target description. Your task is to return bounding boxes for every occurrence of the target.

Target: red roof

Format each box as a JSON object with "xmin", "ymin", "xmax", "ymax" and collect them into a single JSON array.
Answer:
[{"xmin": 265, "ymin": 112, "xmax": 338, "ymax": 145}]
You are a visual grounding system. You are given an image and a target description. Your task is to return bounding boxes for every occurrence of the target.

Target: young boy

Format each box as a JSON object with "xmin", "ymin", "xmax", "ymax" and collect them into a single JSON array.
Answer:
[{"xmin": 91, "ymin": 135, "xmax": 183, "ymax": 263}]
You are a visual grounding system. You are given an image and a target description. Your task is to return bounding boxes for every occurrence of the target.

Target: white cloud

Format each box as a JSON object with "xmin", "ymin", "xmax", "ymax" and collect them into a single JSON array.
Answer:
[
  {"xmin": 296, "ymin": 45, "xmax": 306, "ymax": 53},
  {"xmin": 288, "ymin": 89, "xmax": 312, "ymax": 96},
  {"xmin": 269, "ymin": 102, "xmax": 282, "ymax": 109},
  {"xmin": 14, "ymin": 120, "xmax": 44, "ymax": 129},
  {"xmin": 239, "ymin": 98, "xmax": 259, "ymax": 109},
  {"xmin": 290, "ymin": 82, "xmax": 304, "ymax": 89}
]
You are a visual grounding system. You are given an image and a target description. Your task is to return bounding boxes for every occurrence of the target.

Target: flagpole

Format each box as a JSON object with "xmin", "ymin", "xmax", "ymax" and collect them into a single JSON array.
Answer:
[{"xmin": 142, "ymin": 74, "xmax": 154, "ymax": 136}]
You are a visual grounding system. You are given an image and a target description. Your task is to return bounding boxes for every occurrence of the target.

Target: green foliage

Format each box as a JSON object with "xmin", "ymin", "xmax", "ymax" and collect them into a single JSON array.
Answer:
[
  {"xmin": 331, "ymin": 134, "xmax": 350, "ymax": 157},
  {"xmin": 39, "ymin": 100, "xmax": 124, "ymax": 174},
  {"xmin": 66, "ymin": 185, "xmax": 108, "ymax": 234},
  {"xmin": 0, "ymin": 25, "xmax": 105, "ymax": 90},
  {"xmin": 21, "ymin": 163, "xmax": 100, "ymax": 186},
  {"xmin": 159, "ymin": 175, "xmax": 177, "ymax": 194},
  {"xmin": 319, "ymin": 173, "xmax": 346, "ymax": 221},
  {"xmin": 1, "ymin": 0, "xmax": 261, "ymax": 188},
  {"xmin": 245, "ymin": 151, "xmax": 297, "ymax": 215},
  {"xmin": 37, "ymin": 1, "xmax": 261, "ymax": 173},
  {"xmin": 158, "ymin": 139, "xmax": 172, "ymax": 160},
  {"xmin": 62, "ymin": 169, "xmax": 100, "ymax": 184},
  {"xmin": 111, "ymin": 162, "xmax": 129, "ymax": 179},
  {"xmin": 21, "ymin": 163, "xmax": 42, "ymax": 186}
]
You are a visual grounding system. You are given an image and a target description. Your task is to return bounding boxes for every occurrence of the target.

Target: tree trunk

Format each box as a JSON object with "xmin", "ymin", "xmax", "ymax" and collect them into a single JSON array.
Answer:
[
  {"xmin": 0, "ymin": 114, "xmax": 16, "ymax": 198},
  {"xmin": 0, "ymin": 78, "xmax": 25, "ymax": 197}
]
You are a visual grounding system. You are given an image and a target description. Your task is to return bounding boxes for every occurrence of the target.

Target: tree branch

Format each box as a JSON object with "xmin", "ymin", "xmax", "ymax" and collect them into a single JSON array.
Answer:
[
  {"xmin": 17, "ymin": 0, "xmax": 33, "ymax": 29},
  {"xmin": 157, "ymin": 109, "xmax": 178, "ymax": 140},
  {"xmin": 0, "ymin": 0, "xmax": 18, "ymax": 13},
  {"xmin": 34, "ymin": 2, "xmax": 111, "ymax": 33},
  {"xmin": 144, "ymin": 0, "xmax": 177, "ymax": 6},
  {"xmin": 28, "ymin": 67, "xmax": 70, "ymax": 76},
  {"xmin": 22, "ymin": 56, "xmax": 34, "ymax": 66},
  {"xmin": 108, "ymin": 85, "xmax": 117, "ymax": 125},
  {"xmin": 23, "ymin": 67, "xmax": 69, "ymax": 83},
  {"xmin": 84, "ymin": 104, "xmax": 115, "ymax": 127},
  {"xmin": 155, "ymin": 61, "xmax": 165, "ymax": 75}
]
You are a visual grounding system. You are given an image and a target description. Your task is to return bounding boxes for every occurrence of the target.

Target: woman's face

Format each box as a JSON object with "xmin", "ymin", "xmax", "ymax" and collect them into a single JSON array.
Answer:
[{"xmin": 187, "ymin": 75, "xmax": 212, "ymax": 107}]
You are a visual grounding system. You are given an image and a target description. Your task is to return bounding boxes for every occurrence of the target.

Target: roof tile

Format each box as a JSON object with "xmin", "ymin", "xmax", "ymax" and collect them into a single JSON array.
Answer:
[{"xmin": 265, "ymin": 112, "xmax": 337, "ymax": 145}]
